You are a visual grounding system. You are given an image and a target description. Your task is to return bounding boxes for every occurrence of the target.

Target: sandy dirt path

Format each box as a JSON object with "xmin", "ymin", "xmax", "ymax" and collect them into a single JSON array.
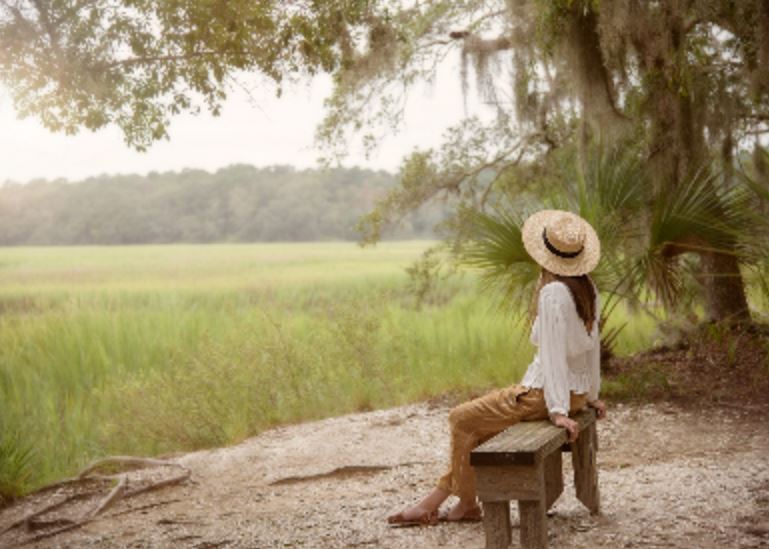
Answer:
[{"xmin": 2, "ymin": 400, "xmax": 769, "ymax": 548}]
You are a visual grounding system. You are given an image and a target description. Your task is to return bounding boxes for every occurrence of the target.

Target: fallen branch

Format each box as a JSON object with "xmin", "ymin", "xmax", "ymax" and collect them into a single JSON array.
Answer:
[
  {"xmin": 18, "ymin": 472, "xmax": 190, "ymax": 546},
  {"xmin": 21, "ymin": 519, "xmax": 85, "ymax": 545},
  {"xmin": 77, "ymin": 456, "xmax": 183, "ymax": 479},
  {"xmin": 0, "ymin": 492, "xmax": 96, "ymax": 536},
  {"xmin": 1, "ymin": 455, "xmax": 192, "ymax": 546},
  {"xmin": 13, "ymin": 456, "xmax": 180, "ymax": 497},
  {"xmin": 84, "ymin": 475, "xmax": 128, "ymax": 519},
  {"xmin": 124, "ymin": 470, "xmax": 190, "ymax": 499}
]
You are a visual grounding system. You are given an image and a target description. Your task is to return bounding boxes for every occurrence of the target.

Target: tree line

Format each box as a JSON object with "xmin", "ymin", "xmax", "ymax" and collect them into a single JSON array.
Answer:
[
  {"xmin": 4, "ymin": 1, "xmax": 769, "ymax": 322},
  {"xmin": 0, "ymin": 165, "xmax": 445, "ymax": 245}
]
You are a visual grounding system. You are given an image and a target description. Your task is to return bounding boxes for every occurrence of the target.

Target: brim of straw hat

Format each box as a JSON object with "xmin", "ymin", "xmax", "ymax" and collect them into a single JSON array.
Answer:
[{"xmin": 521, "ymin": 209, "xmax": 601, "ymax": 277}]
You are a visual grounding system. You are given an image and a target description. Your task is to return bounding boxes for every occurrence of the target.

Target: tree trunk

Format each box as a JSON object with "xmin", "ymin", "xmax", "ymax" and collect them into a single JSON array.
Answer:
[
  {"xmin": 700, "ymin": 132, "xmax": 752, "ymax": 322},
  {"xmin": 642, "ymin": 15, "xmax": 752, "ymax": 324},
  {"xmin": 564, "ymin": 3, "xmax": 630, "ymax": 145},
  {"xmin": 701, "ymin": 250, "xmax": 751, "ymax": 323}
]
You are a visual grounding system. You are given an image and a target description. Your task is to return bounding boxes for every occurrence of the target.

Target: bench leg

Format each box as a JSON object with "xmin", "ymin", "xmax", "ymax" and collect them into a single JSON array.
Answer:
[
  {"xmin": 481, "ymin": 501, "xmax": 511, "ymax": 549},
  {"xmin": 544, "ymin": 450, "xmax": 563, "ymax": 510},
  {"xmin": 572, "ymin": 420, "xmax": 600, "ymax": 514},
  {"xmin": 518, "ymin": 499, "xmax": 547, "ymax": 549}
]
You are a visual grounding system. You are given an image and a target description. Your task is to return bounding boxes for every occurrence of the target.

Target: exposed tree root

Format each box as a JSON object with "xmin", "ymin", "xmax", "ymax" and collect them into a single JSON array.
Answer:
[
  {"xmin": 0, "ymin": 455, "xmax": 191, "ymax": 546},
  {"xmin": 124, "ymin": 470, "xmax": 190, "ymax": 498},
  {"xmin": 22, "ymin": 519, "xmax": 85, "ymax": 545},
  {"xmin": 106, "ymin": 497, "xmax": 182, "ymax": 518},
  {"xmin": 85, "ymin": 475, "xmax": 128, "ymax": 519},
  {"xmin": 0, "ymin": 492, "xmax": 95, "ymax": 536},
  {"xmin": 77, "ymin": 456, "xmax": 183, "ymax": 479}
]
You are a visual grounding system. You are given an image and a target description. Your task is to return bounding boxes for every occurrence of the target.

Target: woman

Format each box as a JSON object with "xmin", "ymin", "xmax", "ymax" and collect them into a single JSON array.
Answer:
[{"xmin": 387, "ymin": 209, "xmax": 608, "ymax": 526}]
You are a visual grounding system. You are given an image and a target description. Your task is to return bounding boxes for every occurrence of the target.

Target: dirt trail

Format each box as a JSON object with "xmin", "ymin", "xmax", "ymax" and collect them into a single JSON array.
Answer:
[{"xmin": 2, "ymin": 401, "xmax": 769, "ymax": 548}]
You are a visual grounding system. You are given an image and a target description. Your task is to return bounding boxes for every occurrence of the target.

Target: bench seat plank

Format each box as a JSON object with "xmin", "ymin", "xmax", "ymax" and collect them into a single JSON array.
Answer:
[{"xmin": 470, "ymin": 409, "xmax": 596, "ymax": 466}]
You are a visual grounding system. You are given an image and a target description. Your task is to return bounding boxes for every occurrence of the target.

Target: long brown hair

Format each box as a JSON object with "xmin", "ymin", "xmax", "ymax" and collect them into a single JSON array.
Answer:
[{"xmin": 532, "ymin": 268, "xmax": 597, "ymax": 333}]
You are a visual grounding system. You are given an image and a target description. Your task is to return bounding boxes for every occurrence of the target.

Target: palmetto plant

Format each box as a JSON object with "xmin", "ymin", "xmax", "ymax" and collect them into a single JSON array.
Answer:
[
  {"xmin": 461, "ymin": 207, "xmax": 539, "ymax": 314},
  {"xmin": 461, "ymin": 145, "xmax": 769, "ymax": 351},
  {"xmin": 736, "ymin": 146, "xmax": 769, "ymax": 320},
  {"xmin": 637, "ymin": 167, "xmax": 759, "ymax": 310}
]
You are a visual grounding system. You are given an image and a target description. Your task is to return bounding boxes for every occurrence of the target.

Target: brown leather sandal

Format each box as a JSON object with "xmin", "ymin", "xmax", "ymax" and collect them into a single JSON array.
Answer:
[
  {"xmin": 437, "ymin": 506, "xmax": 483, "ymax": 523},
  {"xmin": 387, "ymin": 509, "xmax": 439, "ymax": 527}
]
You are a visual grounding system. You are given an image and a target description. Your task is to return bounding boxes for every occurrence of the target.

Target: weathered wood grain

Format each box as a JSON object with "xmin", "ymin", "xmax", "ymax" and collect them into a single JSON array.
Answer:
[
  {"xmin": 544, "ymin": 450, "xmax": 563, "ymax": 510},
  {"xmin": 572, "ymin": 419, "xmax": 600, "ymax": 514},
  {"xmin": 518, "ymin": 499, "xmax": 547, "ymax": 549},
  {"xmin": 481, "ymin": 501, "xmax": 512, "ymax": 549},
  {"xmin": 475, "ymin": 464, "xmax": 543, "ymax": 502}
]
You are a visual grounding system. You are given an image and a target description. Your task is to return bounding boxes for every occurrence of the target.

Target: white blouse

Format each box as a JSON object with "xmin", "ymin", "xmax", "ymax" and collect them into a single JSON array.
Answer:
[{"xmin": 520, "ymin": 281, "xmax": 601, "ymax": 416}]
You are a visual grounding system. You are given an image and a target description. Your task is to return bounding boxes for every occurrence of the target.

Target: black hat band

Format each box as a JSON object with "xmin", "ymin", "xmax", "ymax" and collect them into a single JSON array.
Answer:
[{"xmin": 542, "ymin": 228, "xmax": 583, "ymax": 259}]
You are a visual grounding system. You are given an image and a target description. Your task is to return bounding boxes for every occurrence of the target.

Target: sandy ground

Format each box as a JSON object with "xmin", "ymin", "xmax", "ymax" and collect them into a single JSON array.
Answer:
[{"xmin": 2, "ymin": 400, "xmax": 769, "ymax": 548}]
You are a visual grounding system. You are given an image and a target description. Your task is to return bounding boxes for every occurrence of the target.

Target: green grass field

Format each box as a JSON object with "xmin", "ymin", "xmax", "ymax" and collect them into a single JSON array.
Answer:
[{"xmin": 0, "ymin": 242, "xmax": 656, "ymax": 499}]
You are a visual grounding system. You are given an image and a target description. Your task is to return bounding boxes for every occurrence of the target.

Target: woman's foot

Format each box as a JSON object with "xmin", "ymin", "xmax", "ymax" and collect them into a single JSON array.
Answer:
[{"xmin": 387, "ymin": 487, "xmax": 449, "ymax": 526}]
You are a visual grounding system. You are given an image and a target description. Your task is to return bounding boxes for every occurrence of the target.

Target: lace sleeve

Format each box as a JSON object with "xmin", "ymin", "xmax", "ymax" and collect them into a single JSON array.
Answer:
[{"xmin": 537, "ymin": 283, "xmax": 571, "ymax": 416}]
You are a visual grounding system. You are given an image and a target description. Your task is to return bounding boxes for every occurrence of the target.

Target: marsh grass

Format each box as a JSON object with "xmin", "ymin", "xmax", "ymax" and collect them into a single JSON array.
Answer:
[{"xmin": 0, "ymin": 242, "xmax": 655, "ymax": 497}]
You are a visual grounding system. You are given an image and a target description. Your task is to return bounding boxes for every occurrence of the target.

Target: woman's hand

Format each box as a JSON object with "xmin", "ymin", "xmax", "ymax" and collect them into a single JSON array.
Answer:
[
  {"xmin": 550, "ymin": 413, "xmax": 579, "ymax": 442},
  {"xmin": 588, "ymin": 399, "xmax": 607, "ymax": 420}
]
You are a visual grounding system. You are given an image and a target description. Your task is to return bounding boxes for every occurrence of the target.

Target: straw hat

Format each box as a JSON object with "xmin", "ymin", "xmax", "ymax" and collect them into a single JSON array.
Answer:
[{"xmin": 521, "ymin": 210, "xmax": 600, "ymax": 276}]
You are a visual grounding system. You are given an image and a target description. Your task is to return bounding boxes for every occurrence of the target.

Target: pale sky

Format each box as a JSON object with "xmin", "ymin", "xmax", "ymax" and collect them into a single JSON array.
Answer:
[{"xmin": 0, "ymin": 54, "xmax": 475, "ymax": 183}]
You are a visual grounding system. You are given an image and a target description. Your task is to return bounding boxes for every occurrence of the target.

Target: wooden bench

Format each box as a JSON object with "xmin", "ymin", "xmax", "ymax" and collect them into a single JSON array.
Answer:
[{"xmin": 470, "ymin": 409, "xmax": 599, "ymax": 549}]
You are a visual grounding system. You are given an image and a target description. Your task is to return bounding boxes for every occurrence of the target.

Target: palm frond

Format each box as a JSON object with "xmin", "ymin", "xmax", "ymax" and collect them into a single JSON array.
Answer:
[
  {"xmin": 457, "ymin": 144, "xmax": 769, "ymax": 324},
  {"xmin": 735, "ymin": 149, "xmax": 769, "ymax": 262},
  {"xmin": 640, "ymin": 164, "xmax": 764, "ymax": 306},
  {"xmin": 570, "ymin": 145, "xmax": 649, "ymax": 312},
  {"xmin": 461, "ymin": 208, "xmax": 539, "ymax": 314},
  {"xmin": 737, "ymin": 145, "xmax": 769, "ymax": 203},
  {"xmin": 577, "ymin": 144, "xmax": 646, "ymax": 222}
]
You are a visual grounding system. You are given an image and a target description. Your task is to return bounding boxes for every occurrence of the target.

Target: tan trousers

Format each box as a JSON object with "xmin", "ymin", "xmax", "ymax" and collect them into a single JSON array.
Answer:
[{"xmin": 436, "ymin": 385, "xmax": 588, "ymax": 502}]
